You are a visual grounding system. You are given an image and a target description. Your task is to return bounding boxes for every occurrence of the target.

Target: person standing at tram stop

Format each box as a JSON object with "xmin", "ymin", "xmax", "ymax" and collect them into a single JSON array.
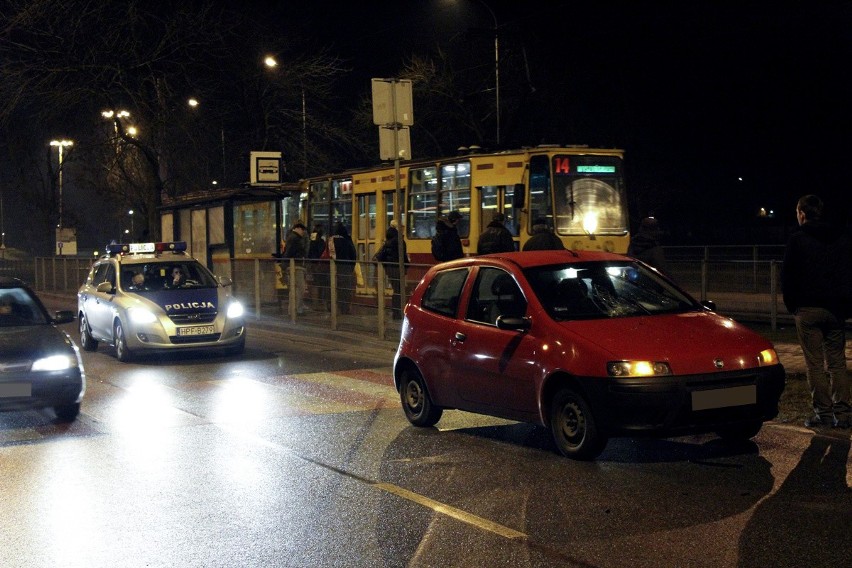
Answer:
[
  {"xmin": 282, "ymin": 221, "xmax": 308, "ymax": 315},
  {"xmin": 522, "ymin": 217, "xmax": 565, "ymax": 251},
  {"xmin": 327, "ymin": 222, "xmax": 357, "ymax": 314},
  {"xmin": 477, "ymin": 212, "xmax": 515, "ymax": 255},
  {"xmin": 307, "ymin": 223, "xmax": 328, "ymax": 310},
  {"xmin": 431, "ymin": 210, "xmax": 464, "ymax": 262},
  {"xmin": 781, "ymin": 194, "xmax": 852, "ymax": 429},
  {"xmin": 374, "ymin": 225, "xmax": 408, "ymax": 320},
  {"xmin": 627, "ymin": 216, "xmax": 668, "ymax": 272}
]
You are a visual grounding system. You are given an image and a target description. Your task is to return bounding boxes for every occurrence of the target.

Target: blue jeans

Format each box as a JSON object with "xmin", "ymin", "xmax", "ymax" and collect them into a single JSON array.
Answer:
[{"xmin": 794, "ymin": 307, "xmax": 850, "ymax": 422}]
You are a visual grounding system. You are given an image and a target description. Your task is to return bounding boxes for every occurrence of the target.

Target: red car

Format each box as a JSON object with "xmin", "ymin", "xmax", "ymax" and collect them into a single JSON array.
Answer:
[{"xmin": 393, "ymin": 251, "xmax": 786, "ymax": 460}]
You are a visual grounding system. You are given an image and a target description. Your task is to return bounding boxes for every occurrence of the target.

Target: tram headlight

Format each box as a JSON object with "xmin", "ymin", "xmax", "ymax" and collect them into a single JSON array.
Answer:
[{"xmin": 582, "ymin": 212, "xmax": 598, "ymax": 235}]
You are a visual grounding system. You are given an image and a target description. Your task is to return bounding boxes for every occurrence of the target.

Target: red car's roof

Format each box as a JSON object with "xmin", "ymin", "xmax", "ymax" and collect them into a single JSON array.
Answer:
[{"xmin": 439, "ymin": 250, "xmax": 630, "ymax": 269}]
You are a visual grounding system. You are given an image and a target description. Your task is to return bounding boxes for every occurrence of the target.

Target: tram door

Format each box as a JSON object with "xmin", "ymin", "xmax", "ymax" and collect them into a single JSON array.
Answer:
[{"xmin": 479, "ymin": 184, "xmax": 519, "ymax": 250}]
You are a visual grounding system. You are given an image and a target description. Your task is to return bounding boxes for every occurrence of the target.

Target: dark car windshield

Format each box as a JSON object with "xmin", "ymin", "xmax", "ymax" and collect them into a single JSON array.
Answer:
[
  {"xmin": 524, "ymin": 261, "xmax": 699, "ymax": 321},
  {"xmin": 0, "ymin": 288, "xmax": 49, "ymax": 326}
]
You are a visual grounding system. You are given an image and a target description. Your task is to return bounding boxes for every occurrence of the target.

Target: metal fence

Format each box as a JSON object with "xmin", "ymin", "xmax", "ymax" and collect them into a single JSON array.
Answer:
[{"xmin": 27, "ymin": 245, "xmax": 795, "ymax": 337}]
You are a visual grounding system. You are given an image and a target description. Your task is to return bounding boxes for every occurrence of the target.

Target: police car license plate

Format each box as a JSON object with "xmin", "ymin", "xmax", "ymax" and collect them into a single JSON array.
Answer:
[
  {"xmin": 177, "ymin": 325, "xmax": 215, "ymax": 337},
  {"xmin": 692, "ymin": 385, "xmax": 756, "ymax": 411}
]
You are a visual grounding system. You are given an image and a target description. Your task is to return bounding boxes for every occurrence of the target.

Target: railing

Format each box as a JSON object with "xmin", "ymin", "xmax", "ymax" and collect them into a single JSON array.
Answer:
[{"xmin": 29, "ymin": 244, "xmax": 796, "ymax": 337}]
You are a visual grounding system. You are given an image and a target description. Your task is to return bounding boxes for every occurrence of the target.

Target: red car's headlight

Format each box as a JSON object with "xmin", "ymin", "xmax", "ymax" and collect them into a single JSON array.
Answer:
[
  {"xmin": 607, "ymin": 361, "xmax": 672, "ymax": 377},
  {"xmin": 758, "ymin": 349, "xmax": 779, "ymax": 366}
]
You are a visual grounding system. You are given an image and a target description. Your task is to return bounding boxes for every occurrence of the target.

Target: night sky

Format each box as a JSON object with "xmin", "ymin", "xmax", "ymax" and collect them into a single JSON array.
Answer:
[
  {"xmin": 6, "ymin": 1, "xmax": 851, "ymax": 252},
  {"xmin": 279, "ymin": 0, "xmax": 852, "ymax": 241}
]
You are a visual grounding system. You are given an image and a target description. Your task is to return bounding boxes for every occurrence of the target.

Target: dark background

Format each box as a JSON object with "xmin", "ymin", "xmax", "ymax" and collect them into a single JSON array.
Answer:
[{"xmin": 258, "ymin": 0, "xmax": 852, "ymax": 243}]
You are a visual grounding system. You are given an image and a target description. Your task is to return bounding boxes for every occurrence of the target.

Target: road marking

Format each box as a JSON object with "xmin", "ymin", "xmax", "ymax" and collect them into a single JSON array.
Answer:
[{"xmin": 372, "ymin": 482, "xmax": 528, "ymax": 540}]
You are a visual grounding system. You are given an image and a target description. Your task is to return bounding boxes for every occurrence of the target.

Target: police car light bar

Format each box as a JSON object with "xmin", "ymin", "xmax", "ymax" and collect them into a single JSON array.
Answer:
[{"xmin": 105, "ymin": 241, "xmax": 187, "ymax": 256}]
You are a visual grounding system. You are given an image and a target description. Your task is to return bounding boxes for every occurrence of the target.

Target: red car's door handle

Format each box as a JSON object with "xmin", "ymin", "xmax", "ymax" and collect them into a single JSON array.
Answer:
[{"xmin": 454, "ymin": 332, "xmax": 466, "ymax": 343}]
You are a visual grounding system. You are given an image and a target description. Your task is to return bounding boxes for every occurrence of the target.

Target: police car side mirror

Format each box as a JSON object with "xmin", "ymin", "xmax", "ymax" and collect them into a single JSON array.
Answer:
[
  {"xmin": 217, "ymin": 276, "xmax": 233, "ymax": 287},
  {"xmin": 96, "ymin": 281, "xmax": 114, "ymax": 294}
]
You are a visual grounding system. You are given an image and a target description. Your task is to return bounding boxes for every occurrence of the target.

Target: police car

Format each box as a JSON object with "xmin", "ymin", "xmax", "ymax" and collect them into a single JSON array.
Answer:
[{"xmin": 77, "ymin": 241, "xmax": 246, "ymax": 361}]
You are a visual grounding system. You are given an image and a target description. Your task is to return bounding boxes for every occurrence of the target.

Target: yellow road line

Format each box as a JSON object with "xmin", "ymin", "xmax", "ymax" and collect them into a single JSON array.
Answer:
[{"xmin": 372, "ymin": 482, "xmax": 528, "ymax": 540}]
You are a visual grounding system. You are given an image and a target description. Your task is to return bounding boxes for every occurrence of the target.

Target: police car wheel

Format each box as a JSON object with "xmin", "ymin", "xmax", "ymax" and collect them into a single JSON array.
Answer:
[
  {"xmin": 114, "ymin": 320, "xmax": 133, "ymax": 362},
  {"xmin": 54, "ymin": 403, "xmax": 80, "ymax": 422},
  {"xmin": 79, "ymin": 313, "xmax": 98, "ymax": 352}
]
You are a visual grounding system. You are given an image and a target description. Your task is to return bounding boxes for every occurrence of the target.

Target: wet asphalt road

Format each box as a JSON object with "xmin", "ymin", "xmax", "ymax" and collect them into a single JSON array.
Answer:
[{"xmin": 0, "ymin": 298, "xmax": 850, "ymax": 567}]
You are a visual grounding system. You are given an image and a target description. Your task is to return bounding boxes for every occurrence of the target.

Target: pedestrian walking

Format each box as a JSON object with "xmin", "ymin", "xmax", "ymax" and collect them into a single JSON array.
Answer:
[
  {"xmin": 781, "ymin": 194, "xmax": 852, "ymax": 429},
  {"xmin": 627, "ymin": 216, "xmax": 667, "ymax": 272},
  {"xmin": 522, "ymin": 217, "xmax": 565, "ymax": 251},
  {"xmin": 282, "ymin": 221, "xmax": 308, "ymax": 315},
  {"xmin": 477, "ymin": 212, "xmax": 515, "ymax": 255},
  {"xmin": 327, "ymin": 222, "xmax": 357, "ymax": 314},
  {"xmin": 431, "ymin": 211, "xmax": 464, "ymax": 262}
]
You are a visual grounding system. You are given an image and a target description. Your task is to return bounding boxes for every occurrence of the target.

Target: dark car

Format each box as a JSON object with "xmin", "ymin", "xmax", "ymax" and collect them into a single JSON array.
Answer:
[
  {"xmin": 392, "ymin": 251, "xmax": 786, "ymax": 460},
  {"xmin": 0, "ymin": 277, "xmax": 85, "ymax": 421}
]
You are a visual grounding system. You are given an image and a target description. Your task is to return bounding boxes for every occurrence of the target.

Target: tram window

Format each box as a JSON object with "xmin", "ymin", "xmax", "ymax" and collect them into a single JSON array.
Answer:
[
  {"xmin": 528, "ymin": 155, "xmax": 552, "ymax": 233},
  {"xmin": 409, "ymin": 166, "xmax": 438, "ymax": 239},
  {"xmin": 440, "ymin": 162, "xmax": 471, "ymax": 238}
]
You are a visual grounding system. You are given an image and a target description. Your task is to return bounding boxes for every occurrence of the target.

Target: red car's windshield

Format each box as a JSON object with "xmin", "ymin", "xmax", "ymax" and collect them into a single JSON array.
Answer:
[{"xmin": 524, "ymin": 261, "xmax": 699, "ymax": 320}]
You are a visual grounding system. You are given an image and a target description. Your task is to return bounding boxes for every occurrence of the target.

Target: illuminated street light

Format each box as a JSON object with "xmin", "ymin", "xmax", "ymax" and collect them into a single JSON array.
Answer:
[
  {"xmin": 128, "ymin": 209, "xmax": 134, "ymax": 240},
  {"xmin": 49, "ymin": 139, "xmax": 74, "ymax": 229}
]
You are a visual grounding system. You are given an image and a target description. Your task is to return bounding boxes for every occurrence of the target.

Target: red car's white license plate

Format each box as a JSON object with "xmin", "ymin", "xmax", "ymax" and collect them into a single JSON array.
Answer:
[
  {"xmin": 692, "ymin": 385, "xmax": 756, "ymax": 411},
  {"xmin": 177, "ymin": 325, "xmax": 215, "ymax": 336},
  {"xmin": 0, "ymin": 383, "xmax": 32, "ymax": 397}
]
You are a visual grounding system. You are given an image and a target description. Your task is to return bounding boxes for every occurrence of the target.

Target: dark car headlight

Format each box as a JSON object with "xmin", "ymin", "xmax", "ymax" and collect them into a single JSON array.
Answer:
[{"xmin": 31, "ymin": 354, "xmax": 77, "ymax": 372}]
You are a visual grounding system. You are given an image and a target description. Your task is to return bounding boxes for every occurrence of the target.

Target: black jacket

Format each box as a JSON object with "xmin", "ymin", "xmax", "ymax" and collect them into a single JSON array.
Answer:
[
  {"xmin": 782, "ymin": 220, "xmax": 852, "ymax": 317},
  {"xmin": 432, "ymin": 219, "xmax": 464, "ymax": 261},
  {"xmin": 477, "ymin": 221, "xmax": 514, "ymax": 254},
  {"xmin": 522, "ymin": 223, "xmax": 565, "ymax": 251}
]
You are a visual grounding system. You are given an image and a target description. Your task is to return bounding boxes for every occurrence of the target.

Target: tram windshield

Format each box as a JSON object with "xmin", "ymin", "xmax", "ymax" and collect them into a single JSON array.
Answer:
[{"xmin": 552, "ymin": 155, "xmax": 628, "ymax": 236}]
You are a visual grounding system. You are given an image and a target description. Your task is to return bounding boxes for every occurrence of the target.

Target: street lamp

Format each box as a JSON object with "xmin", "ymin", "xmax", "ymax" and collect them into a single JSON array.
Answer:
[
  {"xmin": 128, "ymin": 209, "xmax": 134, "ymax": 240},
  {"xmin": 186, "ymin": 97, "xmax": 226, "ymax": 184},
  {"xmin": 264, "ymin": 55, "xmax": 307, "ymax": 177},
  {"xmin": 49, "ymin": 139, "xmax": 74, "ymax": 229}
]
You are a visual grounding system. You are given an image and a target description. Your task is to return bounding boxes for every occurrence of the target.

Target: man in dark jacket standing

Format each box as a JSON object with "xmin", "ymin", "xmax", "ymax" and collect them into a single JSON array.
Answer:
[
  {"xmin": 432, "ymin": 211, "xmax": 464, "ymax": 262},
  {"xmin": 522, "ymin": 217, "xmax": 565, "ymax": 251},
  {"xmin": 477, "ymin": 212, "xmax": 515, "ymax": 255},
  {"xmin": 282, "ymin": 221, "xmax": 308, "ymax": 315},
  {"xmin": 782, "ymin": 194, "xmax": 852, "ymax": 429}
]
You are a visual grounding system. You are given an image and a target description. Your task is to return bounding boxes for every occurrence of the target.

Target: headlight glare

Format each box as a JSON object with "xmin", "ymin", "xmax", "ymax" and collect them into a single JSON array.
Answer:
[
  {"xmin": 32, "ymin": 354, "xmax": 75, "ymax": 372},
  {"xmin": 607, "ymin": 360, "xmax": 672, "ymax": 377},
  {"xmin": 227, "ymin": 301, "xmax": 244, "ymax": 319},
  {"xmin": 128, "ymin": 307, "xmax": 157, "ymax": 324}
]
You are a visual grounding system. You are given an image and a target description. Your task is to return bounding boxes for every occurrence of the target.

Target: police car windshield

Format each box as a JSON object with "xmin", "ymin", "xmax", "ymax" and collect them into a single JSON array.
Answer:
[{"xmin": 121, "ymin": 262, "xmax": 218, "ymax": 292}]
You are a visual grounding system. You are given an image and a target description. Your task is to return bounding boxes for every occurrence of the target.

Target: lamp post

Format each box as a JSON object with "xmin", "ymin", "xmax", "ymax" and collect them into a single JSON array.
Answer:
[
  {"xmin": 49, "ymin": 139, "xmax": 74, "ymax": 229},
  {"xmin": 264, "ymin": 55, "xmax": 307, "ymax": 177},
  {"xmin": 187, "ymin": 97, "xmax": 226, "ymax": 184},
  {"xmin": 477, "ymin": 0, "xmax": 499, "ymax": 146},
  {"xmin": 128, "ymin": 209, "xmax": 134, "ymax": 240}
]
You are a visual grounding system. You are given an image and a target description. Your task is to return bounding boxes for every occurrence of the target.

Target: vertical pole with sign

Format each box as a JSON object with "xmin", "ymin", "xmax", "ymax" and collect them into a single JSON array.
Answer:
[{"xmin": 372, "ymin": 78, "xmax": 413, "ymax": 322}]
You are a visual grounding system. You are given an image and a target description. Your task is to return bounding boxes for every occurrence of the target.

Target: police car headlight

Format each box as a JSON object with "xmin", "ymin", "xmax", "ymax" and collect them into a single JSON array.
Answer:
[
  {"xmin": 32, "ymin": 354, "xmax": 76, "ymax": 372},
  {"xmin": 226, "ymin": 301, "xmax": 245, "ymax": 319},
  {"xmin": 128, "ymin": 307, "xmax": 158, "ymax": 324}
]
